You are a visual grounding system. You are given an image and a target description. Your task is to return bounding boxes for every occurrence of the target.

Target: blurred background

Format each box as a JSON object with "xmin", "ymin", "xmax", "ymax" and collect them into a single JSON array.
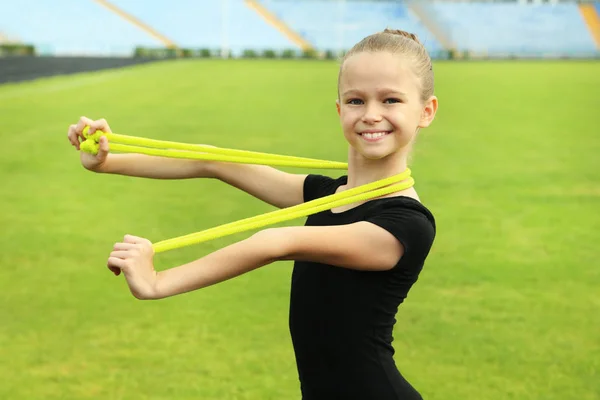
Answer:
[
  {"xmin": 2, "ymin": 0, "xmax": 600, "ymax": 57},
  {"xmin": 1, "ymin": 0, "xmax": 599, "ymax": 72},
  {"xmin": 0, "ymin": 1, "xmax": 599, "ymax": 399}
]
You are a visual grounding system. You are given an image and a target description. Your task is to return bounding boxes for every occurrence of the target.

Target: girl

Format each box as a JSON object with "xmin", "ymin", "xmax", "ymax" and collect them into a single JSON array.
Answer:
[{"xmin": 67, "ymin": 29, "xmax": 438, "ymax": 400}]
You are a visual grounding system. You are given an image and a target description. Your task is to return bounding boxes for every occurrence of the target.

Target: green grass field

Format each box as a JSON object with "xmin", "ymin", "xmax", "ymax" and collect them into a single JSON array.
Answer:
[{"xmin": 0, "ymin": 59, "xmax": 598, "ymax": 400}]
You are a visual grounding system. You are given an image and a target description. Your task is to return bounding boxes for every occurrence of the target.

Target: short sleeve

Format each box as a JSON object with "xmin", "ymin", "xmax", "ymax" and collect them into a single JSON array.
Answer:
[
  {"xmin": 365, "ymin": 201, "xmax": 436, "ymax": 268},
  {"xmin": 303, "ymin": 174, "xmax": 346, "ymax": 202}
]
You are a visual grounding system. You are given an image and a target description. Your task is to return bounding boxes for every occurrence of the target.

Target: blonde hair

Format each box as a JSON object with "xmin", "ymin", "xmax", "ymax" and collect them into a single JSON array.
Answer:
[{"xmin": 338, "ymin": 29, "xmax": 434, "ymax": 102}]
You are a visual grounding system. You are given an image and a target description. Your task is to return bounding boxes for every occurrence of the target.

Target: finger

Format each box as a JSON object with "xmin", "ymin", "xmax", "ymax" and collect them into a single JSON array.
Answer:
[
  {"xmin": 124, "ymin": 234, "xmax": 150, "ymax": 245},
  {"xmin": 67, "ymin": 124, "xmax": 80, "ymax": 149},
  {"xmin": 113, "ymin": 242, "xmax": 136, "ymax": 251},
  {"xmin": 89, "ymin": 118, "xmax": 111, "ymax": 136},
  {"xmin": 108, "ymin": 256, "xmax": 128, "ymax": 272},
  {"xmin": 75, "ymin": 116, "xmax": 94, "ymax": 139},
  {"xmin": 97, "ymin": 135, "xmax": 110, "ymax": 159},
  {"xmin": 110, "ymin": 250, "xmax": 131, "ymax": 259}
]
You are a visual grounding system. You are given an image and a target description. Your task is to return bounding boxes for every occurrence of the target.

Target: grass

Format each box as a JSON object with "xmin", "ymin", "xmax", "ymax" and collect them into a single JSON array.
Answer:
[{"xmin": 0, "ymin": 59, "xmax": 598, "ymax": 399}]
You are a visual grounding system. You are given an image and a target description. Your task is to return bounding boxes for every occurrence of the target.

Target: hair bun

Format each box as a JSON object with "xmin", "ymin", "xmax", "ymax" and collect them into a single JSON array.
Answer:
[{"xmin": 382, "ymin": 28, "xmax": 421, "ymax": 44}]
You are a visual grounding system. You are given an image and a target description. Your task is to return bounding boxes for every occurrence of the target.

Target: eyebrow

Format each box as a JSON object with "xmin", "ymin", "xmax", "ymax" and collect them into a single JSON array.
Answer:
[{"xmin": 341, "ymin": 89, "xmax": 407, "ymax": 97}]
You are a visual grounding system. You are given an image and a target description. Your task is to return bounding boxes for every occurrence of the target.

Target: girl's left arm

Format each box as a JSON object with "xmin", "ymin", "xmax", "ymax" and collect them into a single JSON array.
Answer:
[{"xmin": 109, "ymin": 222, "xmax": 403, "ymax": 300}]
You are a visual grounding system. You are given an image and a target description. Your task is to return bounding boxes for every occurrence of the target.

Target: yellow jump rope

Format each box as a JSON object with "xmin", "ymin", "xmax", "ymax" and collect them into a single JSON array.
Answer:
[{"xmin": 81, "ymin": 127, "xmax": 415, "ymax": 253}]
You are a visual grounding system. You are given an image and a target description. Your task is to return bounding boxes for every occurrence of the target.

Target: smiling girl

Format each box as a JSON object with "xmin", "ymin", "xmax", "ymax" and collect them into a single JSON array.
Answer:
[{"xmin": 68, "ymin": 28, "xmax": 438, "ymax": 400}]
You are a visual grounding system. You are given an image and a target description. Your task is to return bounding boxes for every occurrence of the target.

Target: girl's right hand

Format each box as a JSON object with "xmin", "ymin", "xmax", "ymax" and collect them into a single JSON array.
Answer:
[{"xmin": 67, "ymin": 116, "xmax": 111, "ymax": 172}]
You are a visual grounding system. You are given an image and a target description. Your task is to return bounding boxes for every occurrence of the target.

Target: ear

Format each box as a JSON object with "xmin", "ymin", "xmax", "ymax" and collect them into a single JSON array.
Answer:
[
  {"xmin": 418, "ymin": 95, "xmax": 438, "ymax": 128},
  {"xmin": 336, "ymin": 99, "xmax": 341, "ymax": 116}
]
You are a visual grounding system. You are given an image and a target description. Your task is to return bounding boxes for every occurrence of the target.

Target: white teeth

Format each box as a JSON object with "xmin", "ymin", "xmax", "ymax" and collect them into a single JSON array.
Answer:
[{"xmin": 362, "ymin": 132, "xmax": 388, "ymax": 139}]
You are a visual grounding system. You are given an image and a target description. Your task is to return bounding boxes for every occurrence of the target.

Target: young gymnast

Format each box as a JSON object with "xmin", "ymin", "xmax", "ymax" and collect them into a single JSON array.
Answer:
[{"xmin": 67, "ymin": 28, "xmax": 438, "ymax": 400}]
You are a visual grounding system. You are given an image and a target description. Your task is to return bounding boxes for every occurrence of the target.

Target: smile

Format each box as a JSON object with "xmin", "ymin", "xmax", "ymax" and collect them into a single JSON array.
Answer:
[{"xmin": 358, "ymin": 131, "xmax": 391, "ymax": 142}]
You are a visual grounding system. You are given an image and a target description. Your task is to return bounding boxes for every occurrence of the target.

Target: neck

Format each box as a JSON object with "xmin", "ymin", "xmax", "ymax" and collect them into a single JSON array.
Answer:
[{"xmin": 345, "ymin": 147, "xmax": 410, "ymax": 189}]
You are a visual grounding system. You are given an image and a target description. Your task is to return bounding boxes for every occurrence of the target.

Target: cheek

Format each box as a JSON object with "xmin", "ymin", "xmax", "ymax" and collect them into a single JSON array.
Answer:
[
  {"xmin": 340, "ymin": 110, "xmax": 357, "ymax": 129},
  {"xmin": 388, "ymin": 107, "xmax": 418, "ymax": 128}
]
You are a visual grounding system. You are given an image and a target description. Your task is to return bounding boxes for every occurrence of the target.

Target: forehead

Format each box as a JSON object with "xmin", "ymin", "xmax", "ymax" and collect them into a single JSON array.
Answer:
[{"xmin": 339, "ymin": 51, "xmax": 417, "ymax": 93}]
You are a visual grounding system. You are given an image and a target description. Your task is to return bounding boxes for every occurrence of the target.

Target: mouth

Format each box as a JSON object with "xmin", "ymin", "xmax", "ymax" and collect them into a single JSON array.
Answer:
[{"xmin": 358, "ymin": 130, "xmax": 392, "ymax": 142}]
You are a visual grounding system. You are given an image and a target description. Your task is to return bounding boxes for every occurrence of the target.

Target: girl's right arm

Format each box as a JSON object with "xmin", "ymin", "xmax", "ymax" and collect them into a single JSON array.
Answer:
[{"xmin": 68, "ymin": 116, "xmax": 307, "ymax": 209}]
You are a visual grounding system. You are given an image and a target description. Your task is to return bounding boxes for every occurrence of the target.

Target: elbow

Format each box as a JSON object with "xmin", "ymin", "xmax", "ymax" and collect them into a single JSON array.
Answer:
[
  {"xmin": 198, "ymin": 159, "xmax": 218, "ymax": 179},
  {"xmin": 131, "ymin": 290, "xmax": 154, "ymax": 300},
  {"xmin": 132, "ymin": 291, "xmax": 164, "ymax": 301},
  {"xmin": 250, "ymin": 228, "xmax": 292, "ymax": 263}
]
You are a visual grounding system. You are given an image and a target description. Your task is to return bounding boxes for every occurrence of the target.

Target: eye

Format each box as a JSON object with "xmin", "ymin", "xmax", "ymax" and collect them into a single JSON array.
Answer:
[
  {"xmin": 384, "ymin": 98, "xmax": 402, "ymax": 104},
  {"xmin": 346, "ymin": 98, "xmax": 363, "ymax": 105}
]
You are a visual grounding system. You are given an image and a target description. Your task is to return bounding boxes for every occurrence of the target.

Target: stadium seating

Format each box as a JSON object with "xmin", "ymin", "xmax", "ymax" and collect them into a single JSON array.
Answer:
[
  {"xmin": 429, "ymin": 2, "xmax": 597, "ymax": 56},
  {"xmin": 109, "ymin": 0, "xmax": 296, "ymax": 54},
  {"xmin": 0, "ymin": 0, "xmax": 295, "ymax": 56},
  {"xmin": 0, "ymin": 0, "xmax": 157, "ymax": 56},
  {"xmin": 261, "ymin": 0, "xmax": 444, "ymax": 55},
  {"xmin": 0, "ymin": 0, "xmax": 597, "ymax": 57}
]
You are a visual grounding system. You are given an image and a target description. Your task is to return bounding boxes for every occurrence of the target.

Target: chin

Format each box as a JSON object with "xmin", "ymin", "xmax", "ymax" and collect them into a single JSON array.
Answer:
[{"xmin": 358, "ymin": 150, "xmax": 396, "ymax": 161}]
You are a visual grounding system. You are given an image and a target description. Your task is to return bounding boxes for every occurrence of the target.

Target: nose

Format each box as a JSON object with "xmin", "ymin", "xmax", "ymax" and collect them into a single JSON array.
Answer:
[{"xmin": 361, "ymin": 103, "xmax": 383, "ymax": 124}]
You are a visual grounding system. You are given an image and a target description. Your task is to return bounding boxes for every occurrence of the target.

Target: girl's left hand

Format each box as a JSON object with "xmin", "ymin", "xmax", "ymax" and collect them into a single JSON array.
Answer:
[{"xmin": 108, "ymin": 234, "xmax": 158, "ymax": 299}]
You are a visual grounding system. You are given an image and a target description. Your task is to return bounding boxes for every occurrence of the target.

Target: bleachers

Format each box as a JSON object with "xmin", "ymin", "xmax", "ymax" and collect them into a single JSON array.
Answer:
[
  {"xmin": 109, "ymin": 0, "xmax": 296, "ymax": 54},
  {"xmin": 262, "ymin": 0, "xmax": 444, "ymax": 55},
  {"xmin": 0, "ymin": 1, "xmax": 597, "ymax": 57},
  {"xmin": 0, "ymin": 0, "xmax": 157, "ymax": 56},
  {"xmin": 0, "ymin": 0, "xmax": 295, "ymax": 56},
  {"xmin": 429, "ymin": 2, "xmax": 597, "ymax": 56}
]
